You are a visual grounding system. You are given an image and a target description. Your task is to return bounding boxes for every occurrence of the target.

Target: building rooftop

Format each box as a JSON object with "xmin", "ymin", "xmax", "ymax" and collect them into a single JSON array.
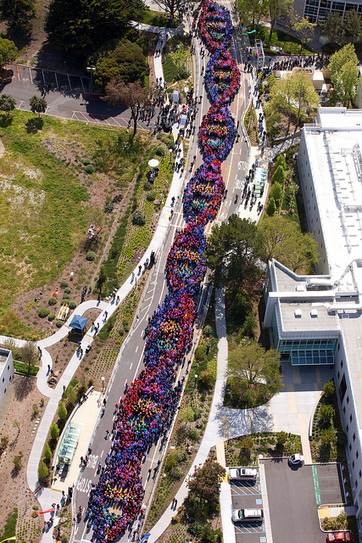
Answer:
[
  {"xmin": 279, "ymin": 300, "xmax": 340, "ymax": 333},
  {"xmin": 0, "ymin": 349, "xmax": 10, "ymax": 374},
  {"xmin": 303, "ymin": 107, "xmax": 362, "ymax": 291}
]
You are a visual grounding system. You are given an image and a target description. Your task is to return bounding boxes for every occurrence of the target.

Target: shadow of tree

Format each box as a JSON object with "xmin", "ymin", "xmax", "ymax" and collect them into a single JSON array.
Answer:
[{"xmin": 14, "ymin": 374, "xmax": 35, "ymax": 401}]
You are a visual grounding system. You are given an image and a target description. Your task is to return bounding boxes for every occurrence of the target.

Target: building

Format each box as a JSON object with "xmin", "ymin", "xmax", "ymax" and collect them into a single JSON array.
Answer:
[
  {"xmin": 264, "ymin": 107, "xmax": 362, "ymax": 520},
  {"xmin": 0, "ymin": 348, "xmax": 14, "ymax": 407},
  {"xmin": 294, "ymin": 0, "xmax": 362, "ymax": 22}
]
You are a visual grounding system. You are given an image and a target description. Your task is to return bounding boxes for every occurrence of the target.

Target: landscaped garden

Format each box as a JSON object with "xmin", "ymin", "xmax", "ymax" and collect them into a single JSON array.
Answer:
[{"xmin": 225, "ymin": 431, "xmax": 302, "ymax": 466}]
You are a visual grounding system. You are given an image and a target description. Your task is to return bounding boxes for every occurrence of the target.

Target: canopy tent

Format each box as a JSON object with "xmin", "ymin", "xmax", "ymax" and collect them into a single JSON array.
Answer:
[{"xmin": 69, "ymin": 314, "xmax": 88, "ymax": 331}]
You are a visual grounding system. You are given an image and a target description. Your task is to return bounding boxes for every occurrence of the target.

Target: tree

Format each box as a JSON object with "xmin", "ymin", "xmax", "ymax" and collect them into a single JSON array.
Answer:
[
  {"xmin": 38, "ymin": 460, "xmax": 49, "ymax": 481},
  {"xmin": 45, "ymin": 0, "xmax": 145, "ymax": 60},
  {"xmin": 235, "ymin": 0, "xmax": 266, "ymax": 27},
  {"xmin": 0, "ymin": 37, "xmax": 17, "ymax": 68},
  {"xmin": 94, "ymin": 40, "xmax": 149, "ymax": 91},
  {"xmin": 0, "ymin": 0, "xmax": 35, "ymax": 33},
  {"xmin": 321, "ymin": 427, "xmax": 336, "ymax": 447},
  {"xmin": 105, "ymin": 79, "xmax": 152, "ymax": 141},
  {"xmin": 96, "ymin": 266, "xmax": 107, "ymax": 293},
  {"xmin": 152, "ymin": 0, "xmax": 189, "ymax": 20},
  {"xmin": 320, "ymin": 404, "xmax": 335, "ymax": 422},
  {"xmin": 343, "ymin": 10, "xmax": 362, "ymax": 44},
  {"xmin": 29, "ymin": 95, "xmax": 47, "ymax": 118},
  {"xmin": 50, "ymin": 422, "xmax": 60, "ymax": 440},
  {"xmin": 269, "ymin": 182, "xmax": 282, "ymax": 206},
  {"xmin": 0, "ymin": 93, "xmax": 15, "ymax": 118},
  {"xmin": 276, "ymin": 430, "xmax": 288, "ymax": 448},
  {"xmin": 266, "ymin": 197, "xmax": 276, "ymax": 216},
  {"xmin": 13, "ymin": 452, "xmax": 22, "ymax": 472},
  {"xmin": 258, "ymin": 215, "xmax": 319, "ymax": 272},
  {"xmin": 273, "ymin": 165, "xmax": 285, "ymax": 185},
  {"xmin": 43, "ymin": 442, "xmax": 52, "ymax": 461},
  {"xmin": 322, "ymin": 12, "xmax": 344, "ymax": 44},
  {"xmin": 291, "ymin": 71, "xmax": 319, "ymax": 132},
  {"xmin": 206, "ymin": 214, "xmax": 262, "ymax": 298},
  {"xmin": 240, "ymin": 435, "xmax": 254, "ymax": 454},
  {"xmin": 227, "ymin": 338, "xmax": 283, "ymax": 406},
  {"xmin": 185, "ymin": 459, "xmax": 225, "ymax": 520},
  {"xmin": 268, "ymin": 0, "xmax": 293, "ymax": 36},
  {"xmin": 12, "ymin": 419, "xmax": 20, "ymax": 437},
  {"xmin": 293, "ymin": 17, "xmax": 316, "ymax": 51},
  {"xmin": 58, "ymin": 401, "xmax": 67, "ymax": 420},
  {"xmin": 266, "ymin": 72, "xmax": 295, "ymax": 135},
  {"xmin": 328, "ymin": 44, "xmax": 359, "ymax": 108},
  {"xmin": 65, "ymin": 384, "xmax": 77, "ymax": 405},
  {"xmin": 20, "ymin": 341, "xmax": 37, "ymax": 370},
  {"xmin": 323, "ymin": 380, "xmax": 335, "ymax": 397}
]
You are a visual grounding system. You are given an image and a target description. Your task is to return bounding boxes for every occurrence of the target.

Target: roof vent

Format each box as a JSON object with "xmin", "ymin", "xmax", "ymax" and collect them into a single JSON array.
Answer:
[
  {"xmin": 296, "ymin": 283, "xmax": 306, "ymax": 292},
  {"xmin": 294, "ymin": 309, "xmax": 302, "ymax": 318},
  {"xmin": 310, "ymin": 309, "xmax": 318, "ymax": 318}
]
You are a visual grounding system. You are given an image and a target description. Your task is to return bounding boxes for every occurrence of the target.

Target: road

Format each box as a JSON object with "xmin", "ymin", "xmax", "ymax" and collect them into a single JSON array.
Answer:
[{"xmin": 72, "ymin": 8, "xmax": 255, "ymax": 543}]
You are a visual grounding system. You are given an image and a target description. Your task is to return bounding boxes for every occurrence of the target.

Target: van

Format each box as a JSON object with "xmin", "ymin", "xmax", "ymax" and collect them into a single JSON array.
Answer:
[{"xmin": 232, "ymin": 508, "xmax": 263, "ymax": 524}]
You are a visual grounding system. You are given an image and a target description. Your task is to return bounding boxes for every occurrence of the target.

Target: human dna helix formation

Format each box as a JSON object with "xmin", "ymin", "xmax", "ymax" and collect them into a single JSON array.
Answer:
[{"xmin": 85, "ymin": 1, "xmax": 240, "ymax": 540}]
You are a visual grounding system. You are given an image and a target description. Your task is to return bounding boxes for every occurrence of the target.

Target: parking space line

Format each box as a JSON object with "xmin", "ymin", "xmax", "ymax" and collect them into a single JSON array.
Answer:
[{"xmin": 29, "ymin": 66, "xmax": 33, "ymax": 83}]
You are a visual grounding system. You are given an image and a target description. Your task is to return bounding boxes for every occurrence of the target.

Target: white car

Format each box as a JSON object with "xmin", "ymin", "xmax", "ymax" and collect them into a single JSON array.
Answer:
[
  {"xmin": 229, "ymin": 467, "xmax": 257, "ymax": 481},
  {"xmin": 232, "ymin": 508, "xmax": 263, "ymax": 524},
  {"xmin": 288, "ymin": 453, "xmax": 304, "ymax": 465}
]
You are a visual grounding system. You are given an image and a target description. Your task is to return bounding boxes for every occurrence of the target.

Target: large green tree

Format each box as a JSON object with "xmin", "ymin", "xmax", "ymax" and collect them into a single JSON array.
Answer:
[
  {"xmin": 235, "ymin": 0, "xmax": 266, "ymax": 27},
  {"xmin": 343, "ymin": 10, "xmax": 362, "ymax": 43},
  {"xmin": 322, "ymin": 12, "xmax": 344, "ymax": 44},
  {"xmin": 328, "ymin": 43, "xmax": 359, "ymax": 107},
  {"xmin": 45, "ymin": 0, "xmax": 145, "ymax": 60},
  {"xmin": 205, "ymin": 214, "xmax": 262, "ymax": 296},
  {"xmin": 258, "ymin": 215, "xmax": 319, "ymax": 273},
  {"xmin": 0, "ymin": 0, "xmax": 35, "ymax": 33},
  {"xmin": 153, "ymin": 0, "xmax": 190, "ymax": 19},
  {"xmin": 184, "ymin": 459, "xmax": 225, "ymax": 521},
  {"xmin": 227, "ymin": 338, "xmax": 283, "ymax": 407},
  {"xmin": 94, "ymin": 40, "xmax": 149, "ymax": 91},
  {"xmin": 293, "ymin": 17, "xmax": 316, "ymax": 51},
  {"xmin": 268, "ymin": 0, "xmax": 293, "ymax": 36},
  {"xmin": 0, "ymin": 36, "xmax": 17, "ymax": 68},
  {"xmin": 0, "ymin": 93, "xmax": 15, "ymax": 117}
]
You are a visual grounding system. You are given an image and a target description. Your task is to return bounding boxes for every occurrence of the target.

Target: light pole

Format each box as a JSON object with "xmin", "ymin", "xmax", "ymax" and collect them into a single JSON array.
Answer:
[{"xmin": 86, "ymin": 66, "xmax": 96, "ymax": 93}]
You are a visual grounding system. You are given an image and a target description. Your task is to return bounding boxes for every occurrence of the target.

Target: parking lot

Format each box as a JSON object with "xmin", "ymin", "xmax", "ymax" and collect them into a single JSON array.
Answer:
[
  {"xmin": 230, "ymin": 469, "xmax": 267, "ymax": 543},
  {"xmin": 261, "ymin": 459, "xmax": 344, "ymax": 543},
  {"xmin": 11, "ymin": 64, "xmax": 90, "ymax": 95}
]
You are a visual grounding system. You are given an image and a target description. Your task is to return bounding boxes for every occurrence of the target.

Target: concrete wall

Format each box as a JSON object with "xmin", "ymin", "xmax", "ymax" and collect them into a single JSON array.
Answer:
[{"xmin": 0, "ymin": 349, "xmax": 14, "ymax": 408}]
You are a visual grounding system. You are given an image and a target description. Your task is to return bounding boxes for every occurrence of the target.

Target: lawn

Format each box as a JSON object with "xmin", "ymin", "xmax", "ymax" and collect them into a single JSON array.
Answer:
[
  {"xmin": 254, "ymin": 26, "xmax": 313, "ymax": 56},
  {"xmin": 0, "ymin": 110, "xmax": 152, "ymax": 338}
]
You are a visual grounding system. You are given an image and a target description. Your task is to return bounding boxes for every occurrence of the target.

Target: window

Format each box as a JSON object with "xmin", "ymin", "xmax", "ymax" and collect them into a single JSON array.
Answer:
[
  {"xmin": 341, "ymin": 360, "xmax": 344, "ymax": 367},
  {"xmin": 346, "ymin": 425, "xmax": 349, "ymax": 433},
  {"xmin": 356, "ymin": 480, "xmax": 358, "ymax": 488},
  {"xmin": 339, "ymin": 375, "xmax": 347, "ymax": 401},
  {"xmin": 352, "ymin": 461, "xmax": 355, "ymax": 468},
  {"xmin": 338, "ymin": 371, "xmax": 340, "ymax": 379},
  {"xmin": 359, "ymin": 470, "xmax": 361, "ymax": 478},
  {"xmin": 357, "ymin": 451, "xmax": 359, "ymax": 459},
  {"xmin": 353, "ymin": 433, "xmax": 356, "ymax": 441},
  {"xmin": 350, "ymin": 414, "xmax": 353, "ymax": 422},
  {"xmin": 347, "ymin": 396, "xmax": 350, "ymax": 404},
  {"xmin": 349, "ymin": 443, "xmax": 352, "ymax": 451},
  {"xmin": 343, "ymin": 406, "xmax": 346, "ymax": 414},
  {"xmin": 338, "ymin": 343, "xmax": 340, "ymax": 351}
]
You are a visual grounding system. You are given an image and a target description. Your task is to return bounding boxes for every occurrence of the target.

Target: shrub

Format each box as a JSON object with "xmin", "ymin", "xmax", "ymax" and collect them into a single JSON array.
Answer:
[
  {"xmin": 132, "ymin": 211, "xmax": 146, "ymax": 226},
  {"xmin": 61, "ymin": 299, "xmax": 69, "ymax": 306},
  {"xmin": 86, "ymin": 251, "xmax": 96, "ymax": 261},
  {"xmin": 155, "ymin": 145, "xmax": 165, "ymax": 156},
  {"xmin": 276, "ymin": 431, "xmax": 288, "ymax": 448},
  {"xmin": 84, "ymin": 164, "xmax": 95, "ymax": 174},
  {"xmin": 187, "ymin": 428, "xmax": 199, "ymax": 441},
  {"xmin": 180, "ymin": 407, "xmax": 195, "ymax": 422},
  {"xmin": 169, "ymin": 466, "xmax": 183, "ymax": 480},
  {"xmin": 50, "ymin": 422, "xmax": 60, "ymax": 439},
  {"xmin": 144, "ymin": 181, "xmax": 152, "ymax": 191},
  {"xmin": 83, "ymin": 158, "xmax": 92, "ymax": 165},
  {"xmin": 146, "ymin": 191, "xmax": 156, "ymax": 201},
  {"xmin": 38, "ymin": 308, "xmax": 50, "ymax": 318},
  {"xmin": 203, "ymin": 325, "xmax": 214, "ymax": 337},
  {"xmin": 320, "ymin": 404, "xmax": 335, "ymax": 422},
  {"xmin": 60, "ymin": 280, "xmax": 68, "ymax": 288},
  {"xmin": 64, "ymin": 287, "xmax": 71, "ymax": 294},
  {"xmin": 48, "ymin": 313, "xmax": 55, "ymax": 321},
  {"xmin": 273, "ymin": 165, "xmax": 286, "ymax": 185},
  {"xmin": 69, "ymin": 301, "xmax": 76, "ymax": 309},
  {"xmin": 323, "ymin": 380, "xmax": 335, "ymax": 397},
  {"xmin": 62, "ymin": 292, "xmax": 70, "ymax": 299},
  {"xmin": 48, "ymin": 297, "xmax": 57, "ymax": 306},
  {"xmin": 43, "ymin": 442, "xmax": 52, "ymax": 460},
  {"xmin": 276, "ymin": 154, "xmax": 287, "ymax": 169},
  {"xmin": 58, "ymin": 401, "xmax": 67, "ymax": 420},
  {"xmin": 56, "ymin": 320, "xmax": 63, "ymax": 328},
  {"xmin": 38, "ymin": 460, "xmax": 48, "ymax": 481},
  {"xmin": 266, "ymin": 197, "xmax": 276, "ymax": 216},
  {"xmin": 177, "ymin": 64, "xmax": 190, "ymax": 80},
  {"xmin": 269, "ymin": 182, "xmax": 282, "ymax": 205},
  {"xmin": 199, "ymin": 369, "xmax": 215, "ymax": 391}
]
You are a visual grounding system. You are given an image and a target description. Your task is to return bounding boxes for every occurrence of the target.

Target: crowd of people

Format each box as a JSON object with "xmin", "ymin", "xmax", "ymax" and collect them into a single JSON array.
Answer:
[
  {"xmin": 205, "ymin": 49, "xmax": 240, "ymax": 105},
  {"xmin": 198, "ymin": 104, "xmax": 237, "ymax": 162},
  {"xmin": 165, "ymin": 222, "xmax": 207, "ymax": 296},
  {"xmin": 86, "ymin": 1, "xmax": 239, "ymax": 540},
  {"xmin": 183, "ymin": 160, "xmax": 224, "ymax": 224}
]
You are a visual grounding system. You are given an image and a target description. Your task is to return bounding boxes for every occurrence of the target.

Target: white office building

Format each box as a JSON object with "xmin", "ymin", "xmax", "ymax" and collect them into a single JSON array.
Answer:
[
  {"xmin": 0, "ymin": 348, "xmax": 13, "ymax": 407},
  {"xmin": 264, "ymin": 107, "xmax": 362, "ymax": 520}
]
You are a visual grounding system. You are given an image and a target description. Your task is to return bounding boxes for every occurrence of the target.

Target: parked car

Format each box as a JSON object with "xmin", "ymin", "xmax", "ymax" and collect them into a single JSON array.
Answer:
[
  {"xmin": 327, "ymin": 531, "xmax": 354, "ymax": 542},
  {"xmin": 229, "ymin": 467, "xmax": 257, "ymax": 481},
  {"xmin": 288, "ymin": 453, "xmax": 304, "ymax": 466},
  {"xmin": 232, "ymin": 509, "xmax": 263, "ymax": 524}
]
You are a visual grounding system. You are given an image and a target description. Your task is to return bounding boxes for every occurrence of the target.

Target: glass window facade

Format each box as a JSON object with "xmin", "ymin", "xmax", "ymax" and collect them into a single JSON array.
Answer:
[{"xmin": 304, "ymin": 0, "xmax": 361, "ymax": 21}]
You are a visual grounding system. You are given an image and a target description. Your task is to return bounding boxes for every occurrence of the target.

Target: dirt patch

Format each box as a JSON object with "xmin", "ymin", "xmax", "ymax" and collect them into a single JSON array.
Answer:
[{"xmin": 0, "ymin": 374, "xmax": 46, "ymax": 542}]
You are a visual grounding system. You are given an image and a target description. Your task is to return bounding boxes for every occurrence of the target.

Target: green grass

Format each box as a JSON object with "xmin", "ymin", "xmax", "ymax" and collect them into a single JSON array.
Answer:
[
  {"xmin": 13, "ymin": 360, "xmax": 39, "ymax": 375},
  {"xmin": 0, "ymin": 507, "xmax": 18, "ymax": 540},
  {"xmin": 138, "ymin": 9, "xmax": 170, "ymax": 27},
  {"xmin": 254, "ymin": 26, "xmax": 313, "ymax": 55},
  {"xmin": 0, "ymin": 111, "xmax": 153, "ymax": 337}
]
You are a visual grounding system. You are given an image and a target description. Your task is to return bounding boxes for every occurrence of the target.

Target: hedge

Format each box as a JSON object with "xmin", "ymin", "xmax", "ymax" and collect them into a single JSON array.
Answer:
[{"xmin": 14, "ymin": 361, "xmax": 39, "ymax": 376}]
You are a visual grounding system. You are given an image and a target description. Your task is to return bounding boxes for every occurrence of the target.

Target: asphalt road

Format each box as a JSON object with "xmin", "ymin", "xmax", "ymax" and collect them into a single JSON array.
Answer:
[
  {"xmin": 71, "ymin": 14, "xmax": 252, "ymax": 543},
  {"xmin": 230, "ymin": 471, "xmax": 267, "ymax": 543}
]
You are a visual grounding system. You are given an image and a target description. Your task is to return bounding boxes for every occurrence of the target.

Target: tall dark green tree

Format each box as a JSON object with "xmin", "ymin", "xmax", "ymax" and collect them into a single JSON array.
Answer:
[
  {"xmin": 322, "ymin": 12, "xmax": 344, "ymax": 44},
  {"xmin": 94, "ymin": 40, "xmax": 149, "ymax": 90},
  {"xmin": 343, "ymin": 10, "xmax": 362, "ymax": 43},
  {"xmin": 45, "ymin": 0, "xmax": 145, "ymax": 61},
  {"xmin": 0, "ymin": 37, "xmax": 17, "ymax": 68},
  {"xmin": 205, "ymin": 214, "xmax": 262, "ymax": 297},
  {"xmin": 0, "ymin": 0, "xmax": 35, "ymax": 33}
]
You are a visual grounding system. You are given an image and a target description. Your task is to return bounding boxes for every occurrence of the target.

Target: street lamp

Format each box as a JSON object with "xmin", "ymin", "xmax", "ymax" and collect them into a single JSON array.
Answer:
[{"xmin": 86, "ymin": 66, "xmax": 96, "ymax": 93}]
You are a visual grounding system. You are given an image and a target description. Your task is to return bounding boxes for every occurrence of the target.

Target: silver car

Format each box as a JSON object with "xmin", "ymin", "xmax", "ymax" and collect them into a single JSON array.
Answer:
[
  {"xmin": 229, "ymin": 467, "xmax": 257, "ymax": 481},
  {"xmin": 232, "ymin": 508, "xmax": 263, "ymax": 524}
]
